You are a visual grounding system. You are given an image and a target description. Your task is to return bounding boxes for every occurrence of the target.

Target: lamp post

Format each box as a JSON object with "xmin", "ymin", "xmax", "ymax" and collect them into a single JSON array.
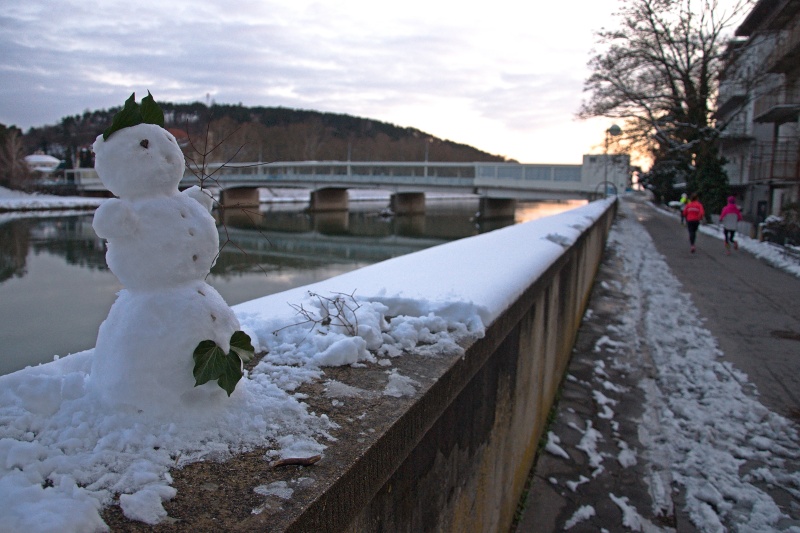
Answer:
[
  {"xmin": 604, "ymin": 124, "xmax": 622, "ymax": 196},
  {"xmin": 423, "ymin": 137, "xmax": 432, "ymax": 178}
]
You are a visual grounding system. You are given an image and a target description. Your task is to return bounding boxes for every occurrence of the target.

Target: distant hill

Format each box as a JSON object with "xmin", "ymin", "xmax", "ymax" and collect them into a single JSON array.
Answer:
[{"xmin": 19, "ymin": 102, "xmax": 512, "ymax": 168}]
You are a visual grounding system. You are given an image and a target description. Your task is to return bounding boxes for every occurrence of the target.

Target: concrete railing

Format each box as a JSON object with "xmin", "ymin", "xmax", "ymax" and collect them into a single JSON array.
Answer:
[
  {"xmin": 65, "ymin": 159, "xmax": 631, "ymax": 202},
  {"xmin": 245, "ymin": 199, "xmax": 618, "ymax": 532}
]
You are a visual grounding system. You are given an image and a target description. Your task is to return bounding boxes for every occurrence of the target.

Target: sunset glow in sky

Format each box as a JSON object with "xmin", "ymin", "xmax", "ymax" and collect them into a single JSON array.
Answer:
[{"xmin": 0, "ymin": 0, "xmax": 744, "ymax": 164}]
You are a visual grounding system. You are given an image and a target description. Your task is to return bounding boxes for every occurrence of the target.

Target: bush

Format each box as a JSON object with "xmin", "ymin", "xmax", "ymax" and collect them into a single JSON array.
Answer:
[{"xmin": 761, "ymin": 202, "xmax": 800, "ymax": 246}]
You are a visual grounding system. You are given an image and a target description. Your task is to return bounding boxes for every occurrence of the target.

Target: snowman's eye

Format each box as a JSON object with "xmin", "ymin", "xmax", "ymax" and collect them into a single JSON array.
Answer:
[{"xmin": 140, "ymin": 139, "xmax": 149, "ymax": 149}]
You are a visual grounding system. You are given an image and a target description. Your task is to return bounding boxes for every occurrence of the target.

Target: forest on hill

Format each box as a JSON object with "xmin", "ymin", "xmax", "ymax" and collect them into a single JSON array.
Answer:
[{"xmin": 17, "ymin": 102, "xmax": 511, "ymax": 170}]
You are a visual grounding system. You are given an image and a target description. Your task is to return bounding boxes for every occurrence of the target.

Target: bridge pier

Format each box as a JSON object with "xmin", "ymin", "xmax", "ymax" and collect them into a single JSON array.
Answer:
[
  {"xmin": 220, "ymin": 187, "xmax": 260, "ymax": 208},
  {"xmin": 479, "ymin": 198, "xmax": 517, "ymax": 219},
  {"xmin": 390, "ymin": 192, "xmax": 425, "ymax": 215},
  {"xmin": 309, "ymin": 188, "xmax": 349, "ymax": 212}
]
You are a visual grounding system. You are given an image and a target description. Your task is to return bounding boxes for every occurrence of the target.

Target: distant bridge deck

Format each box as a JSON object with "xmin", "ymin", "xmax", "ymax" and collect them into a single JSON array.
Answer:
[{"xmin": 65, "ymin": 157, "xmax": 629, "ymax": 203}]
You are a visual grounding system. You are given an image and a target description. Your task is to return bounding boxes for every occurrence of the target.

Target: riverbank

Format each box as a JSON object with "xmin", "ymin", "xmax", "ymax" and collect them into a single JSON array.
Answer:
[{"xmin": 0, "ymin": 186, "xmax": 105, "ymax": 211}]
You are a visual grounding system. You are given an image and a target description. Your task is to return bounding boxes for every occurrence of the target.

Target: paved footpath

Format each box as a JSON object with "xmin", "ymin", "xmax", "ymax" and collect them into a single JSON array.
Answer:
[
  {"xmin": 515, "ymin": 195, "xmax": 800, "ymax": 532},
  {"xmin": 635, "ymin": 197, "xmax": 800, "ymax": 420}
]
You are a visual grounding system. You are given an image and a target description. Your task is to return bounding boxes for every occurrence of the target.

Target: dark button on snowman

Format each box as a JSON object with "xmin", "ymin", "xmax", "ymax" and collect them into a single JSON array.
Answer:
[{"xmin": 90, "ymin": 93, "xmax": 253, "ymax": 416}]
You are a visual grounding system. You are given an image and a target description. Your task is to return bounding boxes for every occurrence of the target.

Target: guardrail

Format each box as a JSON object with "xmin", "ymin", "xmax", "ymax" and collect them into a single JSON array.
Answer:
[{"xmin": 65, "ymin": 159, "xmax": 626, "ymax": 199}]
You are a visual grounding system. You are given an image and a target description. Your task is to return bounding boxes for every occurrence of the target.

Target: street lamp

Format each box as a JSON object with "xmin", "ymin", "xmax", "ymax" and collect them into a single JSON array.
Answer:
[
  {"xmin": 423, "ymin": 137, "xmax": 433, "ymax": 178},
  {"xmin": 604, "ymin": 124, "xmax": 622, "ymax": 196}
]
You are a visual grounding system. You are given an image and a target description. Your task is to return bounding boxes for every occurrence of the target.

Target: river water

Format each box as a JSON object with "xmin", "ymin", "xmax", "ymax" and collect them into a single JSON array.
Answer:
[{"xmin": 0, "ymin": 198, "xmax": 584, "ymax": 376}]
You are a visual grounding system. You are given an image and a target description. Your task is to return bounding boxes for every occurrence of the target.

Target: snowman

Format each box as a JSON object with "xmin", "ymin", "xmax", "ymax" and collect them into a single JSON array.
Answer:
[{"xmin": 90, "ymin": 94, "xmax": 251, "ymax": 416}]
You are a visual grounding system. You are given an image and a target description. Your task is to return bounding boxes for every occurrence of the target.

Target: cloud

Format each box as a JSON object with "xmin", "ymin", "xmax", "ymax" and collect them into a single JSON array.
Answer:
[{"xmin": 0, "ymin": 0, "xmax": 622, "ymax": 163}]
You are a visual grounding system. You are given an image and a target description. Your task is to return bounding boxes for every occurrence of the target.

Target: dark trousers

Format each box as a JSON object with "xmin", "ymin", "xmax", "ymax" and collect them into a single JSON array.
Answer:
[
  {"xmin": 687, "ymin": 221, "xmax": 700, "ymax": 245},
  {"xmin": 724, "ymin": 229, "xmax": 736, "ymax": 244}
]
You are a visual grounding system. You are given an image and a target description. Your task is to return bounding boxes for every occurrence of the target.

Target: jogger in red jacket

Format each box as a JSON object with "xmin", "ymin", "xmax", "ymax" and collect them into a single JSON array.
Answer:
[{"xmin": 683, "ymin": 193, "xmax": 705, "ymax": 253}]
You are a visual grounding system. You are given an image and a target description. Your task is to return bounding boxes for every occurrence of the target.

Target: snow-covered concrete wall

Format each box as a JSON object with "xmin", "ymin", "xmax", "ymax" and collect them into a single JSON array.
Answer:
[
  {"xmin": 0, "ymin": 197, "xmax": 616, "ymax": 531},
  {"xmin": 280, "ymin": 199, "xmax": 617, "ymax": 532}
]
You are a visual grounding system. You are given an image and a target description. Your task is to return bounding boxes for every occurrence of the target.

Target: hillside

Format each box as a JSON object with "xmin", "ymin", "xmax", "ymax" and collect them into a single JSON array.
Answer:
[{"xmin": 20, "ymin": 102, "xmax": 511, "ymax": 168}]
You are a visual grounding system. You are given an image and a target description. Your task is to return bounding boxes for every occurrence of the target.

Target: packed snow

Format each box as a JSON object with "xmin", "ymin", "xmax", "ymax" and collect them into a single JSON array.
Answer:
[{"xmin": 0, "ymin": 173, "xmax": 615, "ymax": 531}]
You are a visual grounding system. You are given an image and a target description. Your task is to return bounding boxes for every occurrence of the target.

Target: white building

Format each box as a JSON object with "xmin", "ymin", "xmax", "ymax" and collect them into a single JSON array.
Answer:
[{"xmin": 716, "ymin": 0, "xmax": 800, "ymax": 222}]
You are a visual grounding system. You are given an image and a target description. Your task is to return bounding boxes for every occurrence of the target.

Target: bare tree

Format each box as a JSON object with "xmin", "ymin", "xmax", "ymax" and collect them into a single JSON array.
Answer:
[{"xmin": 579, "ymin": 0, "xmax": 751, "ymax": 210}]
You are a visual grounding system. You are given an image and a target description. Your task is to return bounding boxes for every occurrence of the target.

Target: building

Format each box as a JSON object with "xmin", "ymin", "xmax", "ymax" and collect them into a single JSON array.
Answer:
[{"xmin": 716, "ymin": 0, "xmax": 800, "ymax": 223}]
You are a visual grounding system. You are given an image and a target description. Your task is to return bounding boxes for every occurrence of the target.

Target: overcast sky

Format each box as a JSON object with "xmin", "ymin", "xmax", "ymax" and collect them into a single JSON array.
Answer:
[{"xmin": 0, "ymin": 0, "xmax": 734, "ymax": 164}]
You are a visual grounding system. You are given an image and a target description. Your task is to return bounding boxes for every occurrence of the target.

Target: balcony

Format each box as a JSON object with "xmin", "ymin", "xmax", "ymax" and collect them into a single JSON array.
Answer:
[
  {"xmin": 753, "ymin": 86, "xmax": 800, "ymax": 124},
  {"xmin": 767, "ymin": 17, "xmax": 800, "ymax": 73},
  {"xmin": 718, "ymin": 121, "xmax": 753, "ymax": 146},
  {"xmin": 715, "ymin": 80, "xmax": 748, "ymax": 118},
  {"xmin": 748, "ymin": 140, "xmax": 800, "ymax": 182}
]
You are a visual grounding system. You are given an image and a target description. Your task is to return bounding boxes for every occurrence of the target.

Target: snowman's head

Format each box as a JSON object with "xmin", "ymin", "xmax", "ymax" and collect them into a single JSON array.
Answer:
[{"xmin": 93, "ymin": 123, "xmax": 185, "ymax": 199}]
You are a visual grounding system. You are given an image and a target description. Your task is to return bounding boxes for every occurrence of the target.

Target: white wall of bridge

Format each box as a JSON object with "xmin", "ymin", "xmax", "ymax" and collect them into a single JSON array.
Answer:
[{"xmin": 65, "ymin": 154, "xmax": 632, "ymax": 200}]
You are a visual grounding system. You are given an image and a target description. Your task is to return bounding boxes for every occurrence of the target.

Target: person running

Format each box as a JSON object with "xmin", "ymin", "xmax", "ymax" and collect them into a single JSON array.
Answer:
[
  {"xmin": 720, "ymin": 196, "xmax": 743, "ymax": 255},
  {"xmin": 683, "ymin": 193, "xmax": 705, "ymax": 253},
  {"xmin": 679, "ymin": 192, "xmax": 689, "ymax": 225}
]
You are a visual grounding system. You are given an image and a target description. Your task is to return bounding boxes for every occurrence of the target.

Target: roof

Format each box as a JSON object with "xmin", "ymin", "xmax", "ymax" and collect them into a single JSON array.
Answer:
[
  {"xmin": 736, "ymin": 0, "xmax": 800, "ymax": 36},
  {"xmin": 24, "ymin": 154, "xmax": 60, "ymax": 165}
]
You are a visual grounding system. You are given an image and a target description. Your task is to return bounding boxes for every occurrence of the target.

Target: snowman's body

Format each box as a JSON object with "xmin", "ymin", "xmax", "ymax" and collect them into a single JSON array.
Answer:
[{"xmin": 91, "ymin": 124, "xmax": 240, "ymax": 415}]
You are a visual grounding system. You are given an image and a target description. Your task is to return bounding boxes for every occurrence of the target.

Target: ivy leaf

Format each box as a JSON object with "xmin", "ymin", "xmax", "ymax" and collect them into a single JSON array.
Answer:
[
  {"xmin": 192, "ymin": 339, "xmax": 228, "ymax": 387},
  {"xmin": 102, "ymin": 91, "xmax": 165, "ymax": 140},
  {"xmin": 229, "ymin": 330, "xmax": 255, "ymax": 363},
  {"xmin": 103, "ymin": 93, "xmax": 142, "ymax": 140},
  {"xmin": 192, "ymin": 331, "xmax": 254, "ymax": 396},
  {"xmin": 140, "ymin": 90, "xmax": 165, "ymax": 128},
  {"xmin": 216, "ymin": 354, "xmax": 245, "ymax": 397}
]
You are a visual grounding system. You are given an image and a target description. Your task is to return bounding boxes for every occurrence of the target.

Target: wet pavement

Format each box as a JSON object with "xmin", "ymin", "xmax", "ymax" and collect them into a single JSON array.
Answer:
[{"xmin": 514, "ymin": 195, "xmax": 800, "ymax": 532}]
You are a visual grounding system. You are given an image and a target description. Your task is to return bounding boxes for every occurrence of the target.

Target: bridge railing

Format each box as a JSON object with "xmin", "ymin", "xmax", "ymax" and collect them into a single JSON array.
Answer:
[
  {"xmin": 186, "ymin": 161, "xmax": 478, "ymax": 179},
  {"xmin": 66, "ymin": 157, "xmax": 630, "ymax": 198}
]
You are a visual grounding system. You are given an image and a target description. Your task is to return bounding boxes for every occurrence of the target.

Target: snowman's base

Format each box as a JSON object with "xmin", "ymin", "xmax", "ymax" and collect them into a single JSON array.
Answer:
[{"xmin": 90, "ymin": 283, "xmax": 241, "ymax": 417}]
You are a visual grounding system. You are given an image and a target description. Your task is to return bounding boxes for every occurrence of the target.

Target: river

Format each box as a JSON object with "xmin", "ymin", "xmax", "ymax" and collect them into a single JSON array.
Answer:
[{"xmin": 0, "ymin": 197, "xmax": 585, "ymax": 376}]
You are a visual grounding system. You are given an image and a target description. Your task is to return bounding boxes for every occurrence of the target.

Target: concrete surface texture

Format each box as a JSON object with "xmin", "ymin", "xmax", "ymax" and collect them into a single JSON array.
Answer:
[{"xmin": 516, "ymin": 195, "xmax": 800, "ymax": 532}]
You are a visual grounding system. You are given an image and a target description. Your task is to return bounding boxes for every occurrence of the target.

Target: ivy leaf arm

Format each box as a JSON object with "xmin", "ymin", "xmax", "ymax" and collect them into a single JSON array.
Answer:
[
  {"xmin": 229, "ymin": 330, "xmax": 255, "ymax": 364},
  {"xmin": 192, "ymin": 339, "xmax": 228, "ymax": 386}
]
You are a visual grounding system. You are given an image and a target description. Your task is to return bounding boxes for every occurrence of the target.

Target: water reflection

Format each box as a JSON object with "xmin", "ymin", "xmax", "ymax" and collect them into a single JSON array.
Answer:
[
  {"xmin": 0, "ymin": 216, "xmax": 109, "ymax": 283},
  {"xmin": 0, "ymin": 219, "xmax": 29, "ymax": 282},
  {"xmin": 219, "ymin": 200, "xmax": 487, "ymax": 240},
  {"xmin": 0, "ymin": 199, "xmax": 579, "ymax": 376}
]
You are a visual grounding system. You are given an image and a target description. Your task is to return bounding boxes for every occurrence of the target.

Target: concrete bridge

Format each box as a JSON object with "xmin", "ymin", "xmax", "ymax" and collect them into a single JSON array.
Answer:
[{"xmin": 65, "ymin": 155, "xmax": 629, "ymax": 217}]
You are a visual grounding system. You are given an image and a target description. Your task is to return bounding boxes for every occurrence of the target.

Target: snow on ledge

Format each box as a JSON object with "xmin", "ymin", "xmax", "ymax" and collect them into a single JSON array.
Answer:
[{"xmin": 0, "ymin": 198, "xmax": 615, "ymax": 532}]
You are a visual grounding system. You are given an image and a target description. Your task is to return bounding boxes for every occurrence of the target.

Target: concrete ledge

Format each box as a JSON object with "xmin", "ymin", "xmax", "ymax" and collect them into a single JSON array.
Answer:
[{"xmin": 235, "ymin": 199, "xmax": 618, "ymax": 532}]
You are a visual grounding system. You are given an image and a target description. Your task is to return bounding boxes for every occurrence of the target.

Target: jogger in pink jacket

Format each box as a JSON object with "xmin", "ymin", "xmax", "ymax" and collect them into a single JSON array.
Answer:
[{"xmin": 720, "ymin": 196, "xmax": 743, "ymax": 254}]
